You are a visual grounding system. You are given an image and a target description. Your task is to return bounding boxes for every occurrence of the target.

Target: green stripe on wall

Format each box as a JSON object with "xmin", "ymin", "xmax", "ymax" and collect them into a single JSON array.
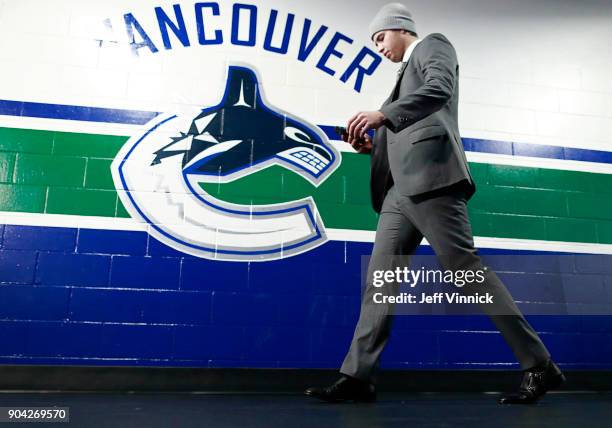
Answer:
[{"xmin": 1, "ymin": 126, "xmax": 612, "ymax": 245}]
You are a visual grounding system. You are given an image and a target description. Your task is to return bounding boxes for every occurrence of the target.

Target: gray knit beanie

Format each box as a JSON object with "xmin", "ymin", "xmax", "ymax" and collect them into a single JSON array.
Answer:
[{"xmin": 368, "ymin": 3, "xmax": 416, "ymax": 40}]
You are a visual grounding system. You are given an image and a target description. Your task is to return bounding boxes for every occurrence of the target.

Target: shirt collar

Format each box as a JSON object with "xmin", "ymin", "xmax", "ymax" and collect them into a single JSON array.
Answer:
[{"xmin": 402, "ymin": 38, "xmax": 422, "ymax": 63}]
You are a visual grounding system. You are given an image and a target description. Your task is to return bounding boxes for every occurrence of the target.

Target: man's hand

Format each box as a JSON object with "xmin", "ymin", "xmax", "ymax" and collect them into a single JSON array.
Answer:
[
  {"xmin": 347, "ymin": 110, "xmax": 386, "ymax": 140},
  {"xmin": 339, "ymin": 122, "xmax": 373, "ymax": 154},
  {"xmin": 348, "ymin": 133, "xmax": 372, "ymax": 154}
]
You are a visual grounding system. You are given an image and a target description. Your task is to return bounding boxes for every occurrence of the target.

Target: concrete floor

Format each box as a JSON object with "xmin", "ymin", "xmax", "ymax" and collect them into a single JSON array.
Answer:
[{"xmin": 0, "ymin": 391, "xmax": 610, "ymax": 427}]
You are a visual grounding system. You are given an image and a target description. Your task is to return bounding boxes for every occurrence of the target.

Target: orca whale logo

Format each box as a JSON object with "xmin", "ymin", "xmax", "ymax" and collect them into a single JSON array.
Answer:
[{"xmin": 111, "ymin": 64, "xmax": 341, "ymax": 261}]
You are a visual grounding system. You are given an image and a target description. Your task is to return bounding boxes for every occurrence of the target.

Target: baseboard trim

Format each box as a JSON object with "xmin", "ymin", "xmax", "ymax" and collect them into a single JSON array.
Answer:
[{"xmin": 0, "ymin": 366, "xmax": 611, "ymax": 392}]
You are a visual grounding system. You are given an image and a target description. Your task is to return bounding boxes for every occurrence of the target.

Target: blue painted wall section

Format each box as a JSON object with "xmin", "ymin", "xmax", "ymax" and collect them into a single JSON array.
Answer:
[{"xmin": 0, "ymin": 224, "xmax": 610, "ymax": 369}]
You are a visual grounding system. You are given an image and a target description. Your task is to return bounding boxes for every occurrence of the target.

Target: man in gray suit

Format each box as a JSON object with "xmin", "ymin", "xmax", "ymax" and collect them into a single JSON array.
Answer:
[{"xmin": 306, "ymin": 2, "xmax": 565, "ymax": 405}]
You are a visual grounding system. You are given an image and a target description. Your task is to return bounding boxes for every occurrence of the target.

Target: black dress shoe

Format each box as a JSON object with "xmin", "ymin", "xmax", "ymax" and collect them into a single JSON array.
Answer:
[
  {"xmin": 305, "ymin": 375, "xmax": 376, "ymax": 403},
  {"xmin": 498, "ymin": 359, "xmax": 566, "ymax": 404}
]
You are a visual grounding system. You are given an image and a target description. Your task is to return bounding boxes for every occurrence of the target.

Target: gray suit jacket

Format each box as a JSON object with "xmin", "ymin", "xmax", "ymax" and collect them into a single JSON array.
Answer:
[{"xmin": 370, "ymin": 33, "xmax": 475, "ymax": 213}]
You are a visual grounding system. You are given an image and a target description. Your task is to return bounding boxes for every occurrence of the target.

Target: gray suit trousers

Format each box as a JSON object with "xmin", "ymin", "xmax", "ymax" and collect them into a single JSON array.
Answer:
[{"xmin": 340, "ymin": 183, "xmax": 551, "ymax": 383}]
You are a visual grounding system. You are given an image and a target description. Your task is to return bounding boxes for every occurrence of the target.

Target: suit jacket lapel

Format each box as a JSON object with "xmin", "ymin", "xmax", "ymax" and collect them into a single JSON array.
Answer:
[
  {"xmin": 386, "ymin": 61, "xmax": 410, "ymax": 104},
  {"xmin": 396, "ymin": 61, "xmax": 409, "ymax": 82}
]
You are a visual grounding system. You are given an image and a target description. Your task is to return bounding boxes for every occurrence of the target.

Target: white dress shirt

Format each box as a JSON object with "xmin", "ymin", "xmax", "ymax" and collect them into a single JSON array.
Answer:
[
  {"xmin": 395, "ymin": 39, "xmax": 422, "ymax": 82},
  {"xmin": 402, "ymin": 38, "xmax": 422, "ymax": 63}
]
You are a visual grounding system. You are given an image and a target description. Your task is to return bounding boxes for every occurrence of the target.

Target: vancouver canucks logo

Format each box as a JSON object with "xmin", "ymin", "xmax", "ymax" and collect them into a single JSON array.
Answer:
[{"xmin": 111, "ymin": 65, "xmax": 340, "ymax": 261}]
